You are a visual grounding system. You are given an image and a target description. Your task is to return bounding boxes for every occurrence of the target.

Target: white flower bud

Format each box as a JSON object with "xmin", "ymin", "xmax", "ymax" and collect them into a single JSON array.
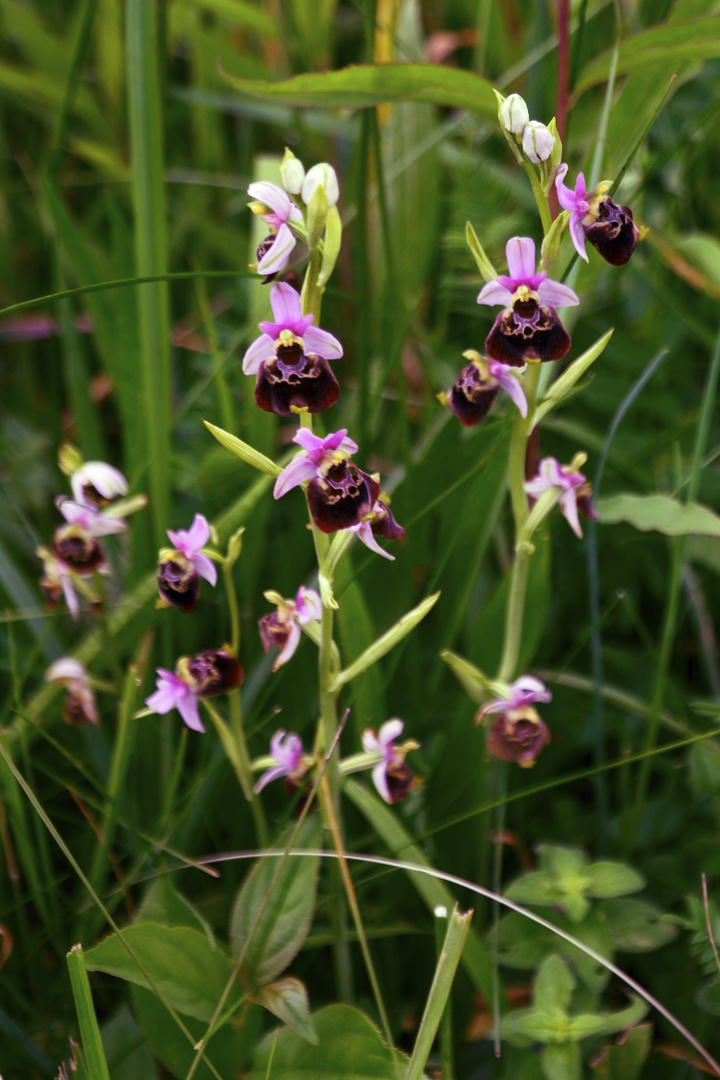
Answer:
[
  {"xmin": 500, "ymin": 94, "xmax": 529, "ymax": 134},
  {"xmin": 522, "ymin": 121, "xmax": 555, "ymax": 163},
  {"xmin": 302, "ymin": 163, "xmax": 339, "ymax": 208},
  {"xmin": 279, "ymin": 148, "xmax": 305, "ymax": 195}
]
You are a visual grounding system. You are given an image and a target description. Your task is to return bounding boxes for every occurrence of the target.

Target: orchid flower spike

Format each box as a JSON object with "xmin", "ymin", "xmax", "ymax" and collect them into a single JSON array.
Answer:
[
  {"xmin": 242, "ymin": 282, "xmax": 343, "ymax": 416},
  {"xmin": 259, "ymin": 585, "xmax": 322, "ymax": 670},
  {"xmin": 254, "ymin": 730, "xmax": 311, "ymax": 794},
  {"xmin": 361, "ymin": 719, "xmax": 420, "ymax": 804},
  {"xmin": 145, "ymin": 648, "xmax": 243, "ymax": 732},
  {"xmin": 158, "ymin": 513, "xmax": 217, "ymax": 612},
  {"xmin": 476, "ymin": 676, "xmax": 552, "ymax": 767},
  {"xmin": 274, "ymin": 428, "xmax": 380, "ymax": 534},
  {"xmin": 555, "ymin": 165, "xmax": 639, "ymax": 266},
  {"xmin": 524, "ymin": 454, "xmax": 597, "ymax": 539},
  {"xmin": 447, "ymin": 351, "xmax": 527, "ymax": 427},
  {"xmin": 45, "ymin": 658, "xmax": 98, "ymax": 727},
  {"xmin": 248, "ymin": 181, "xmax": 303, "ymax": 279},
  {"xmin": 477, "ymin": 237, "xmax": 579, "ymax": 366}
]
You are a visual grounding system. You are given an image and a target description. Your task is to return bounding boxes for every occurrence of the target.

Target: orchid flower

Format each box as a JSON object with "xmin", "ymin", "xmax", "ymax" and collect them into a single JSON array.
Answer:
[
  {"xmin": 448, "ymin": 351, "xmax": 527, "ymax": 427},
  {"xmin": 361, "ymin": 719, "xmax": 418, "ymax": 804},
  {"xmin": 254, "ymin": 730, "xmax": 309, "ymax": 793},
  {"xmin": 524, "ymin": 455, "xmax": 597, "ymax": 539},
  {"xmin": 476, "ymin": 676, "xmax": 552, "ymax": 767},
  {"xmin": 259, "ymin": 585, "xmax": 322, "ymax": 670},
  {"xmin": 555, "ymin": 165, "xmax": 639, "ymax": 266},
  {"xmin": 145, "ymin": 648, "xmax": 243, "ymax": 733},
  {"xmin": 248, "ymin": 181, "xmax": 303, "ymax": 277},
  {"xmin": 45, "ymin": 658, "xmax": 98, "ymax": 726},
  {"xmin": 70, "ymin": 461, "xmax": 128, "ymax": 508},
  {"xmin": 346, "ymin": 499, "xmax": 406, "ymax": 560}
]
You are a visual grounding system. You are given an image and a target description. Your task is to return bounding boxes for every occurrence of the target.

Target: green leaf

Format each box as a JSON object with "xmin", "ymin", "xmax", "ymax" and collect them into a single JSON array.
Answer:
[
  {"xmin": 542, "ymin": 1043, "xmax": 581, "ymax": 1080},
  {"xmin": 505, "ymin": 871, "xmax": 561, "ymax": 907},
  {"xmin": 535, "ymin": 955, "xmax": 574, "ymax": 1015},
  {"xmin": 602, "ymin": 1023, "xmax": 653, "ymax": 1080},
  {"xmin": 697, "ymin": 978, "xmax": 720, "ymax": 1015},
  {"xmin": 249, "ymin": 977, "xmax": 318, "ymax": 1045},
  {"xmin": 135, "ymin": 877, "xmax": 216, "ymax": 948},
  {"xmin": 573, "ymin": 16, "xmax": 720, "ymax": 98},
  {"xmin": 131, "ymin": 985, "xmax": 257, "ymax": 1080},
  {"xmin": 333, "ymin": 591, "xmax": 441, "ymax": 689},
  {"xmin": 247, "ymin": 1004, "xmax": 408, "ymax": 1079},
  {"xmin": 230, "ymin": 815, "xmax": 321, "ymax": 986},
  {"xmin": 85, "ymin": 924, "xmax": 241, "ymax": 1022},
  {"xmin": 203, "ymin": 419, "xmax": 281, "ymax": 477},
  {"xmin": 439, "ymin": 650, "xmax": 494, "ymax": 705},
  {"xmin": 220, "ymin": 62, "xmax": 497, "ymax": 118},
  {"xmin": 688, "ymin": 739, "xmax": 720, "ymax": 797},
  {"xmin": 181, "ymin": 0, "xmax": 278, "ymax": 35},
  {"xmin": 465, "ymin": 221, "xmax": 498, "ymax": 281},
  {"xmin": 101, "ymin": 1005, "xmax": 159, "ymax": 1080},
  {"xmin": 597, "ymin": 494, "xmax": 720, "ymax": 536},
  {"xmin": 598, "ymin": 899, "xmax": 678, "ymax": 953},
  {"xmin": 343, "ymin": 779, "xmax": 494, "ymax": 1000},
  {"xmin": 570, "ymin": 998, "xmax": 648, "ymax": 1039},
  {"xmin": 584, "ymin": 862, "xmax": 645, "ymax": 899},
  {"xmin": 67, "ymin": 945, "xmax": 112, "ymax": 1080}
]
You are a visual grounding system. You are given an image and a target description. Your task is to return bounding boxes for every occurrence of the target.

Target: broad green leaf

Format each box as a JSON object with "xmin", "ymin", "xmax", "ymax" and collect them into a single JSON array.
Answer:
[
  {"xmin": 230, "ymin": 815, "xmax": 321, "ymax": 986},
  {"xmin": 247, "ymin": 1004, "xmax": 409, "ymax": 1079},
  {"xmin": 203, "ymin": 419, "xmax": 281, "ymax": 477},
  {"xmin": 598, "ymin": 899, "xmax": 678, "ymax": 953},
  {"xmin": 541, "ymin": 846, "xmax": 588, "ymax": 884},
  {"xmin": 249, "ymin": 977, "xmax": 318, "ymax": 1044},
  {"xmin": 597, "ymin": 494, "xmax": 720, "ymax": 536},
  {"xmin": 131, "ymin": 986, "xmax": 257, "ymax": 1080},
  {"xmin": 584, "ymin": 862, "xmax": 645, "ymax": 899},
  {"xmin": 135, "ymin": 877, "xmax": 216, "ymax": 948},
  {"xmin": 568, "ymin": 998, "xmax": 647, "ymax": 1039},
  {"xmin": 505, "ymin": 871, "xmax": 561, "ymax": 907},
  {"xmin": 573, "ymin": 17, "xmax": 720, "ymax": 98},
  {"xmin": 344, "ymin": 779, "xmax": 494, "ymax": 999},
  {"xmin": 85, "ymin": 924, "xmax": 241, "ymax": 1022},
  {"xmin": 542, "ymin": 1043, "xmax": 581, "ymax": 1080},
  {"xmin": 602, "ymin": 1023, "xmax": 653, "ymax": 1080},
  {"xmin": 220, "ymin": 62, "xmax": 496, "ymax": 118},
  {"xmin": 101, "ymin": 1006, "xmax": 159, "ymax": 1080}
]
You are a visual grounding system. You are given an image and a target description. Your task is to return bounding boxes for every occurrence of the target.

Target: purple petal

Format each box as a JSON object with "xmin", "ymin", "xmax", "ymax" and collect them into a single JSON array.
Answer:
[
  {"xmin": 176, "ymin": 691, "xmax": 204, "ymax": 732},
  {"xmin": 575, "ymin": 172, "xmax": 587, "ymax": 200},
  {"xmin": 537, "ymin": 279, "xmax": 580, "ymax": 308},
  {"xmin": 243, "ymin": 333, "xmax": 275, "ymax": 375},
  {"xmin": 295, "ymin": 586, "xmax": 321, "ymax": 623},
  {"xmin": 61, "ymin": 575, "xmax": 79, "ymax": 620},
  {"xmin": 146, "ymin": 682, "xmax": 183, "ymax": 714},
  {"xmin": 319, "ymin": 428, "xmax": 349, "ymax": 453},
  {"xmin": 371, "ymin": 761, "xmax": 391, "ymax": 803},
  {"xmin": 362, "ymin": 728, "xmax": 380, "ymax": 754},
  {"xmin": 559, "ymin": 490, "xmax": 583, "ymax": 538},
  {"xmin": 378, "ymin": 718, "xmax": 404, "ymax": 750},
  {"xmin": 509, "ymin": 676, "xmax": 552, "ymax": 706},
  {"xmin": 293, "ymin": 428, "xmax": 327, "ymax": 455},
  {"xmin": 254, "ymin": 764, "xmax": 288, "ymax": 793},
  {"xmin": 554, "ymin": 165, "xmax": 577, "ymax": 212},
  {"xmin": 505, "ymin": 237, "xmax": 536, "ymax": 281},
  {"xmin": 185, "ymin": 514, "xmax": 210, "ymax": 552},
  {"xmin": 269, "ymin": 282, "xmax": 303, "ymax": 326},
  {"xmin": 568, "ymin": 215, "xmax": 589, "ymax": 262},
  {"xmin": 352, "ymin": 521, "xmax": 394, "ymax": 560},
  {"xmin": 257, "ymin": 224, "xmax": 296, "ymax": 275},
  {"xmin": 273, "ymin": 455, "xmax": 318, "ymax": 499},
  {"xmin": 494, "ymin": 370, "xmax": 528, "ymax": 417},
  {"xmin": 477, "ymin": 281, "xmax": 513, "ymax": 307},
  {"xmin": 302, "ymin": 325, "xmax": 344, "ymax": 360},
  {"xmin": 273, "ymin": 621, "xmax": 302, "ymax": 669},
  {"xmin": 248, "ymin": 181, "xmax": 294, "ymax": 221},
  {"xmin": 192, "ymin": 552, "xmax": 217, "ymax": 587}
]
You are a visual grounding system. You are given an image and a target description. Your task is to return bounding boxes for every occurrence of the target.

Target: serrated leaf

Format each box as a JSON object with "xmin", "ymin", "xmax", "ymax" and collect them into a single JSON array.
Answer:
[
  {"xmin": 247, "ymin": 1004, "xmax": 409, "ymax": 1078},
  {"xmin": 249, "ymin": 977, "xmax": 318, "ymax": 1044},
  {"xmin": 597, "ymin": 494, "xmax": 720, "ymax": 536},
  {"xmin": 85, "ymin": 924, "xmax": 241, "ymax": 1022},
  {"xmin": 230, "ymin": 815, "xmax": 321, "ymax": 986},
  {"xmin": 220, "ymin": 62, "xmax": 497, "ymax": 118}
]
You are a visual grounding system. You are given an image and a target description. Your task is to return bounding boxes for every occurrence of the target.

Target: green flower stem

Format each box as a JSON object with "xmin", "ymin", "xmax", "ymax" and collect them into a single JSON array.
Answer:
[
  {"xmin": 521, "ymin": 162, "xmax": 553, "ymax": 237},
  {"xmin": 497, "ymin": 365, "xmax": 541, "ymax": 682},
  {"xmin": 222, "ymin": 559, "xmax": 240, "ymax": 657}
]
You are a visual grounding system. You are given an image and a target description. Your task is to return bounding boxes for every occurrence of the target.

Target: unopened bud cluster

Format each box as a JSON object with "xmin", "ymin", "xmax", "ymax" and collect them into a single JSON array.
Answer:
[{"xmin": 500, "ymin": 93, "xmax": 555, "ymax": 163}]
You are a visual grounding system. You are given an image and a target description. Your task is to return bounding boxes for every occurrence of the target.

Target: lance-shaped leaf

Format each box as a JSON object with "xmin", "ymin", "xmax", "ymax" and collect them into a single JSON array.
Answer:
[
  {"xmin": 597, "ymin": 494, "xmax": 720, "ymax": 537},
  {"xmin": 249, "ymin": 977, "xmax": 318, "ymax": 1045},
  {"xmin": 318, "ymin": 205, "xmax": 342, "ymax": 287},
  {"xmin": 220, "ymin": 62, "xmax": 497, "ymax": 118},
  {"xmin": 534, "ymin": 329, "xmax": 614, "ymax": 424},
  {"xmin": 465, "ymin": 221, "xmax": 497, "ymax": 282},
  {"xmin": 230, "ymin": 815, "xmax": 321, "ymax": 986},
  {"xmin": 203, "ymin": 419, "xmax": 281, "ymax": 477},
  {"xmin": 440, "ymin": 649, "xmax": 495, "ymax": 705},
  {"xmin": 333, "ymin": 591, "xmax": 440, "ymax": 690}
]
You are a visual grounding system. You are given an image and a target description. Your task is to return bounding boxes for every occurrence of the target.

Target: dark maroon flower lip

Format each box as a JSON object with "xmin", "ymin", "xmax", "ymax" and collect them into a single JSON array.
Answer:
[
  {"xmin": 63, "ymin": 689, "xmax": 99, "ymax": 727},
  {"xmin": 52, "ymin": 524, "xmax": 105, "ymax": 574},
  {"xmin": 486, "ymin": 707, "xmax": 551, "ymax": 766},
  {"xmin": 177, "ymin": 648, "xmax": 243, "ymax": 698},
  {"xmin": 371, "ymin": 499, "xmax": 406, "ymax": 542},
  {"xmin": 157, "ymin": 553, "xmax": 201, "ymax": 613},
  {"xmin": 449, "ymin": 362, "xmax": 501, "ymax": 427},
  {"xmin": 485, "ymin": 300, "xmax": 571, "ymax": 366},
  {"xmin": 307, "ymin": 462, "xmax": 380, "ymax": 534},
  {"xmin": 254, "ymin": 347, "xmax": 340, "ymax": 416},
  {"xmin": 584, "ymin": 198, "xmax": 638, "ymax": 266}
]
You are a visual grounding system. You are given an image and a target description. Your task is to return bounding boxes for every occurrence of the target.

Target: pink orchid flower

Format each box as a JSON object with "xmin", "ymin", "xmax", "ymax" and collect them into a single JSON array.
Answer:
[
  {"xmin": 248, "ymin": 181, "xmax": 303, "ymax": 276},
  {"xmin": 166, "ymin": 514, "xmax": 217, "ymax": 587},
  {"xmin": 242, "ymin": 282, "xmax": 343, "ymax": 376}
]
